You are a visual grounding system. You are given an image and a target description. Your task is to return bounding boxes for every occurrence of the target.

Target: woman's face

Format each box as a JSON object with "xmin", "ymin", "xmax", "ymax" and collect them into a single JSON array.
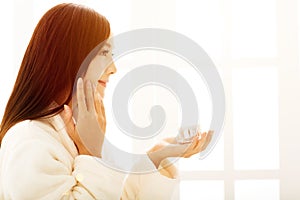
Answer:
[{"xmin": 85, "ymin": 39, "xmax": 116, "ymax": 98}]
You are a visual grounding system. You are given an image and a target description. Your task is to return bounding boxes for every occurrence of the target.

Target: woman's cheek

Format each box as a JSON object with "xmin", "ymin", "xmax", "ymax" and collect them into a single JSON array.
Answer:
[{"xmin": 85, "ymin": 55, "xmax": 108, "ymax": 85}]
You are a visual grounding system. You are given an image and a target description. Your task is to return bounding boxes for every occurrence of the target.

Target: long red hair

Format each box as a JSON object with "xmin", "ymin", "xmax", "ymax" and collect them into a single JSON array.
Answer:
[{"xmin": 0, "ymin": 3, "xmax": 110, "ymax": 145}]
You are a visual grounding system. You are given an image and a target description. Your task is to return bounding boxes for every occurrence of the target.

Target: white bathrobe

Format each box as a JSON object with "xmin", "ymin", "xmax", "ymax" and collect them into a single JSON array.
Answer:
[{"xmin": 0, "ymin": 114, "xmax": 179, "ymax": 200}]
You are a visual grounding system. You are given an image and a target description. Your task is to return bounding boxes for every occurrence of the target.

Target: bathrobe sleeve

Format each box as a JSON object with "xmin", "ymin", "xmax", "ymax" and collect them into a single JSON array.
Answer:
[
  {"xmin": 0, "ymin": 121, "xmax": 125, "ymax": 200},
  {"xmin": 121, "ymin": 157, "xmax": 180, "ymax": 200}
]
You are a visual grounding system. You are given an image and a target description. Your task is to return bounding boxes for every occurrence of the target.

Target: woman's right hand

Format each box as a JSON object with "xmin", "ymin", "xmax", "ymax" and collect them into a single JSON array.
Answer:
[
  {"xmin": 61, "ymin": 78, "xmax": 104, "ymax": 158},
  {"xmin": 94, "ymin": 85, "xmax": 106, "ymax": 134}
]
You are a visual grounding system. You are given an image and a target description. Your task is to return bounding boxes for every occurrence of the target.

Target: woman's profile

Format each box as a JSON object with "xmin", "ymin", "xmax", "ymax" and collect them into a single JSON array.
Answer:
[{"xmin": 0, "ymin": 3, "xmax": 213, "ymax": 199}]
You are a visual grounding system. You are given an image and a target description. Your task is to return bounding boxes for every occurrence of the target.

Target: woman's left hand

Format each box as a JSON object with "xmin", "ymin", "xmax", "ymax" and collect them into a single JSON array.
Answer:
[{"xmin": 147, "ymin": 130, "xmax": 214, "ymax": 168}]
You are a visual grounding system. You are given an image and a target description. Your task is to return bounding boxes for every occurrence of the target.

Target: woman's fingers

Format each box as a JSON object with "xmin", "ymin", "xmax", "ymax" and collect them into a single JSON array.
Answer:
[
  {"xmin": 189, "ymin": 133, "xmax": 205, "ymax": 156},
  {"xmin": 77, "ymin": 78, "xmax": 87, "ymax": 113},
  {"xmin": 100, "ymin": 101, "xmax": 106, "ymax": 133},
  {"xmin": 201, "ymin": 130, "xmax": 214, "ymax": 150},
  {"xmin": 100, "ymin": 99, "xmax": 106, "ymax": 117},
  {"xmin": 77, "ymin": 78, "xmax": 98, "ymax": 113},
  {"xmin": 191, "ymin": 130, "xmax": 214, "ymax": 154},
  {"xmin": 85, "ymin": 80, "xmax": 96, "ymax": 113},
  {"xmin": 94, "ymin": 86, "xmax": 103, "ymax": 115},
  {"xmin": 181, "ymin": 136, "xmax": 199, "ymax": 157},
  {"xmin": 94, "ymin": 87, "xmax": 106, "ymax": 132},
  {"xmin": 196, "ymin": 132, "xmax": 208, "ymax": 152},
  {"xmin": 183, "ymin": 131, "xmax": 213, "ymax": 157},
  {"xmin": 189, "ymin": 136, "xmax": 200, "ymax": 150}
]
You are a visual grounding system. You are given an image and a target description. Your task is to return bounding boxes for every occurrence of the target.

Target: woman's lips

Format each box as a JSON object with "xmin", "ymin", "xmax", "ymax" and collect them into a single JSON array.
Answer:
[{"xmin": 98, "ymin": 80, "xmax": 107, "ymax": 87}]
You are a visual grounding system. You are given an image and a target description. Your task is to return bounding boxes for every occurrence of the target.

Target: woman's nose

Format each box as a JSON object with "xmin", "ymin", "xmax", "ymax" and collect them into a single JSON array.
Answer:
[{"xmin": 107, "ymin": 62, "xmax": 117, "ymax": 75}]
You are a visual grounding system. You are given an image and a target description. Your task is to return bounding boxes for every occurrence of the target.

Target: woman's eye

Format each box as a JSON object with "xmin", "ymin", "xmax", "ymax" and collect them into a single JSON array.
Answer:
[{"xmin": 99, "ymin": 50, "xmax": 109, "ymax": 56}]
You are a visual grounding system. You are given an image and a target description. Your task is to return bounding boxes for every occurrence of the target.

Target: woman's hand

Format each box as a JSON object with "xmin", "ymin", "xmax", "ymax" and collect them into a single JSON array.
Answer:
[
  {"xmin": 94, "ymin": 86, "xmax": 106, "ymax": 133},
  {"xmin": 147, "ymin": 130, "xmax": 214, "ymax": 168},
  {"xmin": 61, "ymin": 78, "xmax": 105, "ymax": 158}
]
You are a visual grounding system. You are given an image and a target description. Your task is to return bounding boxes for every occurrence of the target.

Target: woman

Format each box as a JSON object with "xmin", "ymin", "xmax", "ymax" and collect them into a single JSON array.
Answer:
[{"xmin": 0, "ymin": 3, "xmax": 212, "ymax": 199}]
